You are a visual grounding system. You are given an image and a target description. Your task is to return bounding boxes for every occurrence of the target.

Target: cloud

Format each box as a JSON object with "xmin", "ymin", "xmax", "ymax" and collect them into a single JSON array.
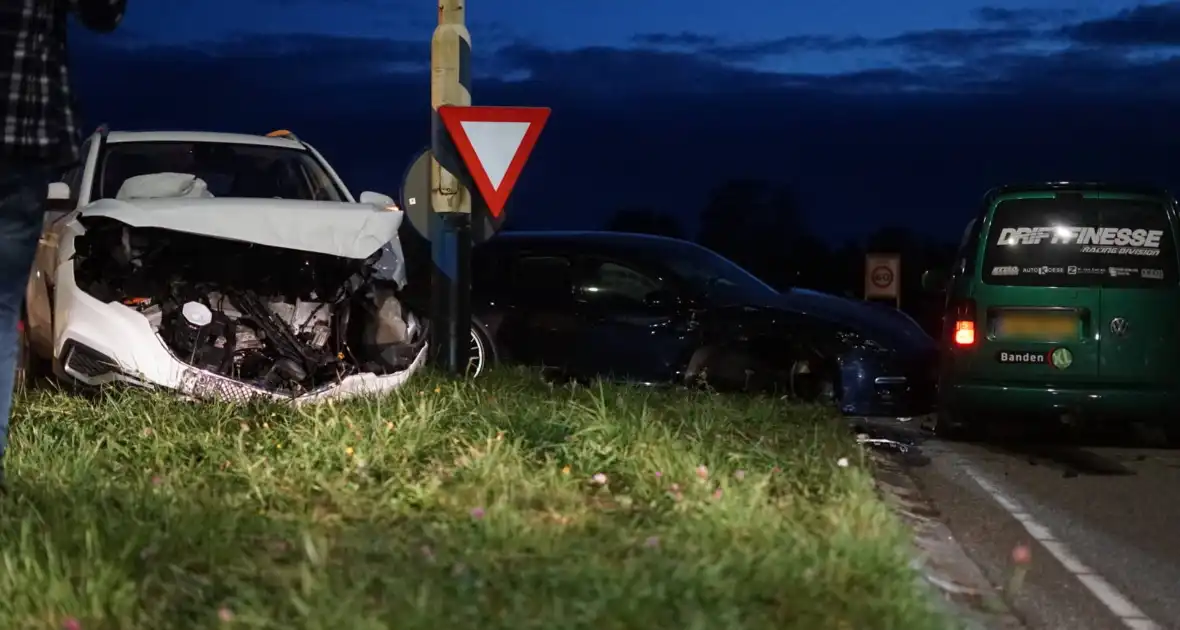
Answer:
[
  {"xmin": 210, "ymin": 0, "xmax": 407, "ymax": 7},
  {"xmin": 972, "ymin": 6, "xmax": 1079, "ymax": 27},
  {"xmin": 632, "ymin": 32, "xmax": 719, "ymax": 47},
  {"xmin": 697, "ymin": 35, "xmax": 870, "ymax": 62},
  {"xmin": 881, "ymin": 26, "xmax": 1036, "ymax": 60},
  {"xmin": 1061, "ymin": 1, "xmax": 1180, "ymax": 47},
  {"xmin": 91, "ymin": 2, "xmax": 1180, "ymax": 102},
  {"xmin": 196, "ymin": 33, "xmax": 427, "ymax": 74},
  {"xmin": 209, "ymin": 33, "xmax": 421, "ymax": 58},
  {"xmin": 689, "ymin": 26, "xmax": 1044, "ymax": 65},
  {"xmin": 262, "ymin": 0, "xmax": 381, "ymax": 4},
  {"xmin": 496, "ymin": 43, "xmax": 787, "ymax": 96},
  {"xmin": 631, "ymin": 3, "xmax": 1180, "ymax": 70},
  {"xmin": 65, "ymin": 13, "xmax": 1180, "ymax": 246},
  {"xmin": 631, "ymin": 24, "xmax": 1039, "ymax": 65}
]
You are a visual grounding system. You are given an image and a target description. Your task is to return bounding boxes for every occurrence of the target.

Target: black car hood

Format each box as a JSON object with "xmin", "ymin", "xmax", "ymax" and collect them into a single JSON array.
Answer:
[{"xmin": 736, "ymin": 288, "xmax": 936, "ymax": 356}]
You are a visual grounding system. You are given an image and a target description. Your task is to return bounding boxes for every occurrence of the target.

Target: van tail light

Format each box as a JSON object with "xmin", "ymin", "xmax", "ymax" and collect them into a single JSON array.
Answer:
[{"xmin": 952, "ymin": 299, "xmax": 977, "ymax": 347}]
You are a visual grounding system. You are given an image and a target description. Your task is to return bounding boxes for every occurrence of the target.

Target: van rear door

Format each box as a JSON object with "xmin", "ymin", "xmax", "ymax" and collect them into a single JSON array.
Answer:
[
  {"xmin": 977, "ymin": 192, "xmax": 1180, "ymax": 386},
  {"xmin": 1091, "ymin": 194, "xmax": 1180, "ymax": 386},
  {"xmin": 974, "ymin": 194, "xmax": 1102, "ymax": 382}
]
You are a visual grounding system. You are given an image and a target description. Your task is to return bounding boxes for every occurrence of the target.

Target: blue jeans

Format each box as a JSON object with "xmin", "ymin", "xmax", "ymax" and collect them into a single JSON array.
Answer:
[{"xmin": 0, "ymin": 166, "xmax": 52, "ymax": 476}]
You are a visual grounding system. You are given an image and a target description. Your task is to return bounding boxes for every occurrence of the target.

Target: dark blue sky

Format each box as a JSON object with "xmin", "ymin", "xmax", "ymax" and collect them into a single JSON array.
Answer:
[{"xmin": 71, "ymin": 0, "xmax": 1180, "ymax": 245}]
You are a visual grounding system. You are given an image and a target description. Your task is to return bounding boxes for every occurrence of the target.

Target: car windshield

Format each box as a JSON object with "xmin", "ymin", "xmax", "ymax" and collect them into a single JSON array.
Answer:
[
  {"xmin": 637, "ymin": 238, "xmax": 778, "ymax": 302},
  {"xmin": 95, "ymin": 141, "xmax": 345, "ymax": 202}
]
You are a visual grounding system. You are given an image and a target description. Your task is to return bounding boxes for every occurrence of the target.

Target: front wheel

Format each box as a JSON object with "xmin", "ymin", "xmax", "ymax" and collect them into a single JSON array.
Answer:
[
  {"xmin": 14, "ymin": 318, "xmax": 51, "ymax": 393},
  {"xmin": 466, "ymin": 317, "xmax": 499, "ymax": 377},
  {"xmin": 788, "ymin": 357, "xmax": 839, "ymax": 404},
  {"xmin": 415, "ymin": 315, "xmax": 499, "ymax": 378}
]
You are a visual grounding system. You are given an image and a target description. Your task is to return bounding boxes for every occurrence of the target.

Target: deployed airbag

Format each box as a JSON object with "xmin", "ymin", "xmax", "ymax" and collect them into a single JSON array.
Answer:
[{"xmin": 117, "ymin": 173, "xmax": 215, "ymax": 200}]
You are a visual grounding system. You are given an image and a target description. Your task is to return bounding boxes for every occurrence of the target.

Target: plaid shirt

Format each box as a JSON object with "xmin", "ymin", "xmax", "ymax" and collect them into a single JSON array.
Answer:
[{"xmin": 0, "ymin": 0, "xmax": 125, "ymax": 167}]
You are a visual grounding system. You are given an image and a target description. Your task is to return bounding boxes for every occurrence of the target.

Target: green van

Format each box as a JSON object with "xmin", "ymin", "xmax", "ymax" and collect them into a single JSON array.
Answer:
[{"xmin": 927, "ymin": 183, "xmax": 1180, "ymax": 438}]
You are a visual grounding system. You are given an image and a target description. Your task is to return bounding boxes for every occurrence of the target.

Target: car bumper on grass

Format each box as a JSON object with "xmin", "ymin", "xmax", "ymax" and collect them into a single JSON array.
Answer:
[
  {"xmin": 52, "ymin": 265, "xmax": 427, "ymax": 404},
  {"xmin": 941, "ymin": 382, "xmax": 1180, "ymax": 423}
]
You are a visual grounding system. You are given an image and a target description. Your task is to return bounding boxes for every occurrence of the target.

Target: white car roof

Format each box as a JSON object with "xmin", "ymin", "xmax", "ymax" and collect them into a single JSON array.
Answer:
[{"xmin": 104, "ymin": 130, "xmax": 305, "ymax": 150}]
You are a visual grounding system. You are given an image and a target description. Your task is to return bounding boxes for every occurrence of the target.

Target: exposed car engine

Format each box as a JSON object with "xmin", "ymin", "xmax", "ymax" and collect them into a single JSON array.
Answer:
[{"xmin": 71, "ymin": 217, "xmax": 424, "ymax": 395}]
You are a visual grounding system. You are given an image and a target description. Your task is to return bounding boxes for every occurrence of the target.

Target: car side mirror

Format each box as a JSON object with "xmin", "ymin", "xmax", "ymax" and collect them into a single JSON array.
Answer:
[
  {"xmin": 921, "ymin": 269, "xmax": 948, "ymax": 292},
  {"xmin": 46, "ymin": 182, "xmax": 72, "ymax": 212},
  {"xmin": 359, "ymin": 191, "xmax": 397, "ymax": 210}
]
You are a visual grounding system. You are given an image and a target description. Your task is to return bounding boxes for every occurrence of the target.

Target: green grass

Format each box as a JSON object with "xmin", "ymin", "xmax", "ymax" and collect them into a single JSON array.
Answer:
[{"xmin": 0, "ymin": 369, "xmax": 948, "ymax": 630}]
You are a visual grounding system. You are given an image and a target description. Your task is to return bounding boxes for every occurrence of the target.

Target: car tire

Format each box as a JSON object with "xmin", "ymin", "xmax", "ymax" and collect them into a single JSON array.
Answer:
[
  {"xmin": 15, "ymin": 318, "xmax": 50, "ymax": 393},
  {"xmin": 789, "ymin": 357, "xmax": 839, "ymax": 405},
  {"xmin": 930, "ymin": 404, "xmax": 983, "ymax": 441},
  {"xmin": 417, "ymin": 314, "xmax": 500, "ymax": 378},
  {"xmin": 467, "ymin": 316, "xmax": 499, "ymax": 378}
]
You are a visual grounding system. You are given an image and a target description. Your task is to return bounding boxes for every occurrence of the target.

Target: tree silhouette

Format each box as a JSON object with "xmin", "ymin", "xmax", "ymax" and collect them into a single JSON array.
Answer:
[
  {"xmin": 865, "ymin": 225, "xmax": 915, "ymax": 254},
  {"xmin": 605, "ymin": 207, "xmax": 684, "ymax": 239},
  {"xmin": 696, "ymin": 179, "xmax": 832, "ymax": 290}
]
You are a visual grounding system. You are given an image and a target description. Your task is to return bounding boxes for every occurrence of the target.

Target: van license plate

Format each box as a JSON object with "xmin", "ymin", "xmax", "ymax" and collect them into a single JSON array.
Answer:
[{"xmin": 995, "ymin": 312, "xmax": 1077, "ymax": 340}]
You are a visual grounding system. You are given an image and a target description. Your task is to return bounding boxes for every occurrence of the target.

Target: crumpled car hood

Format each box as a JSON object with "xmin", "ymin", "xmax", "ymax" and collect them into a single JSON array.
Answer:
[
  {"xmin": 79, "ymin": 197, "xmax": 404, "ymax": 260},
  {"xmin": 774, "ymin": 287, "xmax": 937, "ymax": 354}
]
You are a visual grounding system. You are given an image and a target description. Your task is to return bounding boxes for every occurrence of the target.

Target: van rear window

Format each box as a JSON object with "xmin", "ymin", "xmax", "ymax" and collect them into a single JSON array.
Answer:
[{"xmin": 982, "ymin": 197, "xmax": 1177, "ymax": 287}]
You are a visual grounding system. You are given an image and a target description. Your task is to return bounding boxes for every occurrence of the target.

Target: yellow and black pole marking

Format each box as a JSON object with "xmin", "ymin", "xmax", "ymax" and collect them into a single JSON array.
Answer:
[{"xmin": 429, "ymin": 0, "xmax": 474, "ymax": 375}]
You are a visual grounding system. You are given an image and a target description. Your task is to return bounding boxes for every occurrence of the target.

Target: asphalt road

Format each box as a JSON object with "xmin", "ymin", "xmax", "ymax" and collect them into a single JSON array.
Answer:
[{"xmin": 891, "ymin": 426, "xmax": 1180, "ymax": 630}]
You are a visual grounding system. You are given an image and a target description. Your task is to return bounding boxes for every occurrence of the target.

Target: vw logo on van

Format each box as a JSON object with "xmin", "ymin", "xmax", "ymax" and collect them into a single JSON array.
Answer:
[{"xmin": 1109, "ymin": 317, "xmax": 1130, "ymax": 337}]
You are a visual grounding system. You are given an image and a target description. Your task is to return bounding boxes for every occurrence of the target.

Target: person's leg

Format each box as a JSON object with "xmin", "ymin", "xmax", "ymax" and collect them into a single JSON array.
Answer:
[{"xmin": 0, "ymin": 167, "xmax": 52, "ymax": 486}]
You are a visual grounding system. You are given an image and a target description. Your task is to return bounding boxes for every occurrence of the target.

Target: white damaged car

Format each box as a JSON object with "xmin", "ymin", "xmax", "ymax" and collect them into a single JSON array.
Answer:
[{"xmin": 19, "ymin": 128, "xmax": 493, "ymax": 403}]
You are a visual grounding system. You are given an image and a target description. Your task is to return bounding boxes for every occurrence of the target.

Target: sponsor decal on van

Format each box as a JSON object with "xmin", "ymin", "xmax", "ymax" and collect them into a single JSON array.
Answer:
[
  {"xmin": 1021, "ymin": 266, "xmax": 1064, "ymax": 275},
  {"xmin": 1142, "ymin": 268, "xmax": 1165, "ymax": 279},
  {"xmin": 1067, "ymin": 265, "xmax": 1104, "ymax": 275},
  {"xmin": 991, "ymin": 266, "xmax": 1019, "ymax": 276},
  {"xmin": 996, "ymin": 350, "xmax": 1049, "ymax": 364},
  {"xmin": 995, "ymin": 226, "xmax": 1164, "ymax": 256}
]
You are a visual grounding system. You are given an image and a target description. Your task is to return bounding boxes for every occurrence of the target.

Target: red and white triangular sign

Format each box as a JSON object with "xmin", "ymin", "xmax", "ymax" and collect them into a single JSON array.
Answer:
[{"xmin": 438, "ymin": 105, "xmax": 550, "ymax": 218}]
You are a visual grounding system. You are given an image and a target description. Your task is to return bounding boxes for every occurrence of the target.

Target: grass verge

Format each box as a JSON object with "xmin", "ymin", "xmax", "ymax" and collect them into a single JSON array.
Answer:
[{"xmin": 0, "ymin": 369, "xmax": 948, "ymax": 629}]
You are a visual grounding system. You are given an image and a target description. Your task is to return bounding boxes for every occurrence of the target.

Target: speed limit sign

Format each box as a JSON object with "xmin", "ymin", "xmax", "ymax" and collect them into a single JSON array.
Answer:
[{"xmin": 864, "ymin": 253, "xmax": 900, "ymax": 303}]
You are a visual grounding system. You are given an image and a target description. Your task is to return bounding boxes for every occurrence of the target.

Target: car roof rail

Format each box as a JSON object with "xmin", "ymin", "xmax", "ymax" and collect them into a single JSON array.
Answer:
[
  {"xmin": 265, "ymin": 129, "xmax": 300, "ymax": 142},
  {"xmin": 986, "ymin": 181, "xmax": 1172, "ymax": 199}
]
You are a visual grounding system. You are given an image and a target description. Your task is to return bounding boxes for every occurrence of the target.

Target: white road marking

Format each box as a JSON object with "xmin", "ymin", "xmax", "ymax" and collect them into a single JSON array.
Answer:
[{"xmin": 959, "ymin": 463, "xmax": 1161, "ymax": 630}]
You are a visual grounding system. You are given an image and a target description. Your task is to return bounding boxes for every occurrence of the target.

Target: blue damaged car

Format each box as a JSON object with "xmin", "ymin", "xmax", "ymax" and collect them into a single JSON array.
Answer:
[{"xmin": 461, "ymin": 231, "xmax": 937, "ymax": 419}]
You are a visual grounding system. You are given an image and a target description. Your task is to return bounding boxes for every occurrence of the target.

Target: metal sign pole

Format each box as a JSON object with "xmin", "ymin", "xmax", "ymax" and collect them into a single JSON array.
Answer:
[
  {"xmin": 429, "ymin": 0, "xmax": 473, "ymax": 375},
  {"xmin": 895, "ymin": 257, "xmax": 901, "ymax": 310}
]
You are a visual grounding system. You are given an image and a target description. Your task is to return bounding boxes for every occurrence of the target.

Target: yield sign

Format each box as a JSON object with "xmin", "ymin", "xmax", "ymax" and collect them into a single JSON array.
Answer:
[{"xmin": 438, "ymin": 105, "xmax": 550, "ymax": 218}]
